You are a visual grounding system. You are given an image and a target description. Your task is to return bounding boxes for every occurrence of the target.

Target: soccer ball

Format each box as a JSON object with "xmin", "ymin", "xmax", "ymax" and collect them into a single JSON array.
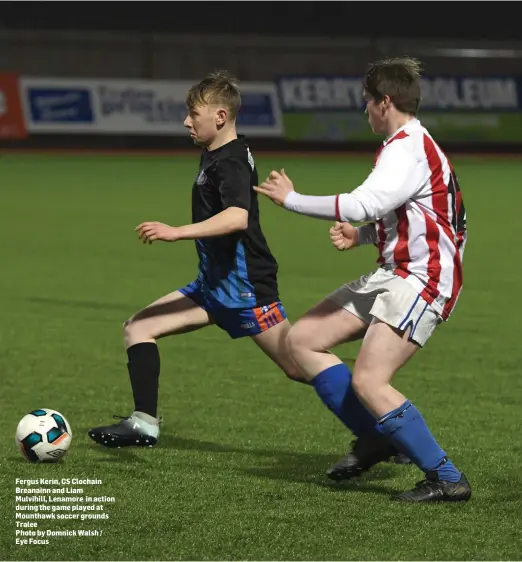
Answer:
[{"xmin": 16, "ymin": 409, "xmax": 72, "ymax": 463}]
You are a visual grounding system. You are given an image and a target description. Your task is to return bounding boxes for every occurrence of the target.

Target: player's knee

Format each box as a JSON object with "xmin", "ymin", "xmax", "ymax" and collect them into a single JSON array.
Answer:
[
  {"xmin": 351, "ymin": 372, "xmax": 374, "ymax": 402},
  {"xmin": 286, "ymin": 332, "xmax": 302, "ymax": 364},
  {"xmin": 286, "ymin": 327, "xmax": 306, "ymax": 356},
  {"xmin": 123, "ymin": 316, "xmax": 134, "ymax": 333},
  {"xmin": 122, "ymin": 315, "xmax": 148, "ymax": 345},
  {"xmin": 286, "ymin": 327, "xmax": 318, "ymax": 363},
  {"xmin": 122, "ymin": 317, "xmax": 134, "ymax": 342}
]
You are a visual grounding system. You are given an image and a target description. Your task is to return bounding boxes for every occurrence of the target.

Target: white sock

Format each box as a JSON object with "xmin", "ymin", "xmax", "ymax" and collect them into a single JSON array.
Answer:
[
  {"xmin": 131, "ymin": 411, "xmax": 160, "ymax": 438},
  {"xmin": 132, "ymin": 411, "xmax": 159, "ymax": 425}
]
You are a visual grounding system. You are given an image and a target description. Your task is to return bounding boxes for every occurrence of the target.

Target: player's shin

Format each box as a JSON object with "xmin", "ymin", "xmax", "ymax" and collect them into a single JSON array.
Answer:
[
  {"xmin": 127, "ymin": 342, "xmax": 161, "ymax": 419},
  {"xmin": 312, "ymin": 363, "xmax": 378, "ymax": 436},
  {"xmin": 376, "ymin": 400, "xmax": 461, "ymax": 482}
]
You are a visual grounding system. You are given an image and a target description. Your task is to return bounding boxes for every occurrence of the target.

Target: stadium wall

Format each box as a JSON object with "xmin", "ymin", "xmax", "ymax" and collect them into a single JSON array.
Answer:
[
  {"xmin": 1, "ymin": 73, "xmax": 522, "ymax": 155},
  {"xmin": 2, "ymin": 30, "xmax": 522, "ymax": 154},
  {"xmin": 3, "ymin": 30, "xmax": 522, "ymax": 80}
]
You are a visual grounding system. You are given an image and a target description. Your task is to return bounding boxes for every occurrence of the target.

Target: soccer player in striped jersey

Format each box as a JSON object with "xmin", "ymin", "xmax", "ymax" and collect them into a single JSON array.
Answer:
[{"xmin": 254, "ymin": 57, "xmax": 470, "ymax": 502}]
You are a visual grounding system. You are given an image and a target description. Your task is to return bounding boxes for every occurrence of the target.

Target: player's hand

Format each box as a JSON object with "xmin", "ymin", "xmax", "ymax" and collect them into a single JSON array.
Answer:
[
  {"xmin": 135, "ymin": 221, "xmax": 183, "ymax": 244},
  {"xmin": 254, "ymin": 168, "xmax": 294, "ymax": 206},
  {"xmin": 329, "ymin": 221, "xmax": 358, "ymax": 251}
]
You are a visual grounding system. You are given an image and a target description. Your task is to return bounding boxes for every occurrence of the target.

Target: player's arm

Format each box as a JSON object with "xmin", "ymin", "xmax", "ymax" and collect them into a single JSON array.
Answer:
[
  {"xmin": 136, "ymin": 158, "xmax": 251, "ymax": 243},
  {"xmin": 176, "ymin": 206, "xmax": 248, "ymax": 240},
  {"xmin": 172, "ymin": 157, "xmax": 252, "ymax": 239},
  {"xmin": 255, "ymin": 142, "xmax": 422, "ymax": 222},
  {"xmin": 136, "ymin": 207, "xmax": 247, "ymax": 243},
  {"xmin": 178, "ymin": 157, "xmax": 251, "ymax": 238},
  {"xmin": 329, "ymin": 221, "xmax": 377, "ymax": 251}
]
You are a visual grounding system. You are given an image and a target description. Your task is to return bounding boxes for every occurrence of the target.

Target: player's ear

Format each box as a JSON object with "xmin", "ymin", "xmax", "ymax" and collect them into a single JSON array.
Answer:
[
  {"xmin": 381, "ymin": 95, "xmax": 392, "ymax": 114},
  {"xmin": 215, "ymin": 108, "xmax": 227, "ymax": 126}
]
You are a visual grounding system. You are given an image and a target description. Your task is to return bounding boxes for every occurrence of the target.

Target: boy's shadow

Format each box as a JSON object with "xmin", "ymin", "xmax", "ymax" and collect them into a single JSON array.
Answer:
[{"xmin": 161, "ymin": 435, "xmax": 402, "ymax": 496}]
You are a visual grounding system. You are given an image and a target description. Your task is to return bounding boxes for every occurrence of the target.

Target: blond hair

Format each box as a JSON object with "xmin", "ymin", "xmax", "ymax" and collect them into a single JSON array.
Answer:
[{"xmin": 186, "ymin": 70, "xmax": 241, "ymax": 120}]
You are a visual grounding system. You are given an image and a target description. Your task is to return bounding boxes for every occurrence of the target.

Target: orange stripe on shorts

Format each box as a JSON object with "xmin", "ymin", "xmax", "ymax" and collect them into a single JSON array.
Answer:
[
  {"xmin": 254, "ymin": 306, "xmax": 269, "ymax": 331},
  {"xmin": 272, "ymin": 306, "xmax": 285, "ymax": 323}
]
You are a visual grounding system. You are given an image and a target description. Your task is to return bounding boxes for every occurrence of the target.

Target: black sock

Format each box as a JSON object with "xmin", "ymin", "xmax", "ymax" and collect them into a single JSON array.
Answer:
[{"xmin": 126, "ymin": 342, "xmax": 160, "ymax": 418}]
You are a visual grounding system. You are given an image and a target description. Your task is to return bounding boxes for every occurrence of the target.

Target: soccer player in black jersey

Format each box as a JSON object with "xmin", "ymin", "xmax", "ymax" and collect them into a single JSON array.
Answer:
[{"xmin": 88, "ymin": 71, "xmax": 303, "ymax": 447}]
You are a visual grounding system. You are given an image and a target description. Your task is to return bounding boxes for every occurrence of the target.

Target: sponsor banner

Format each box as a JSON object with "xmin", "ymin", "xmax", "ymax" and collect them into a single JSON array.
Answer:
[
  {"xmin": 277, "ymin": 75, "xmax": 522, "ymax": 142},
  {"xmin": 282, "ymin": 112, "xmax": 522, "ymax": 142},
  {"xmin": 0, "ymin": 73, "xmax": 27, "ymax": 139},
  {"xmin": 277, "ymin": 75, "xmax": 522, "ymax": 113},
  {"xmin": 20, "ymin": 78, "xmax": 283, "ymax": 137}
]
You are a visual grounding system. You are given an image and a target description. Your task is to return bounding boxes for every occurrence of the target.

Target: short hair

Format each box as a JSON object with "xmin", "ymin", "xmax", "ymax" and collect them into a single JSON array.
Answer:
[
  {"xmin": 363, "ymin": 57, "xmax": 422, "ymax": 115},
  {"xmin": 186, "ymin": 70, "xmax": 241, "ymax": 120}
]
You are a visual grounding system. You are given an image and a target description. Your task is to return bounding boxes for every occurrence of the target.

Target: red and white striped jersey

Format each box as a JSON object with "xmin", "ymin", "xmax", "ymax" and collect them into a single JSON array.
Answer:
[
  {"xmin": 281, "ymin": 117, "xmax": 467, "ymax": 319},
  {"xmin": 359, "ymin": 119, "xmax": 467, "ymax": 320}
]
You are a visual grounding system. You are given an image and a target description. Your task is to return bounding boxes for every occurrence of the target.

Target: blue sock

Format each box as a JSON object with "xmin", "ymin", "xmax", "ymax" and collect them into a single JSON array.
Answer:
[
  {"xmin": 377, "ymin": 401, "xmax": 461, "ymax": 482},
  {"xmin": 312, "ymin": 364, "xmax": 378, "ymax": 437}
]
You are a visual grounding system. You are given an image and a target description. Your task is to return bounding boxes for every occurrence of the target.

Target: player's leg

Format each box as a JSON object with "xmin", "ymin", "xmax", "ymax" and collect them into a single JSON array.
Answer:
[
  {"xmin": 250, "ymin": 318, "xmax": 307, "ymax": 383},
  {"xmin": 285, "ymin": 297, "xmax": 367, "ymax": 379},
  {"xmin": 246, "ymin": 300, "xmax": 355, "ymax": 384},
  {"xmin": 212, "ymin": 300, "xmax": 304, "ymax": 381},
  {"xmin": 123, "ymin": 289, "xmax": 213, "ymax": 348},
  {"xmin": 88, "ymin": 284, "xmax": 213, "ymax": 448},
  {"xmin": 123, "ymin": 287, "xmax": 213, "ymax": 417},
  {"xmin": 351, "ymin": 288, "xmax": 471, "ymax": 502},
  {"xmin": 285, "ymin": 294, "xmax": 399, "ymax": 479}
]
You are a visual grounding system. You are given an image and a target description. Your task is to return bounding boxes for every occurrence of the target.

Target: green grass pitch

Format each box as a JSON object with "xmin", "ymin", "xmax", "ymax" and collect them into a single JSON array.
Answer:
[{"xmin": 1, "ymin": 151, "xmax": 521, "ymax": 560}]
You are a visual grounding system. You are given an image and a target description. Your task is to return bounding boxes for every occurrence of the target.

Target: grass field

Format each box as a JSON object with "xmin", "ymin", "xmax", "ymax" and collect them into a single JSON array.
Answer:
[{"xmin": 1, "ymin": 151, "xmax": 521, "ymax": 561}]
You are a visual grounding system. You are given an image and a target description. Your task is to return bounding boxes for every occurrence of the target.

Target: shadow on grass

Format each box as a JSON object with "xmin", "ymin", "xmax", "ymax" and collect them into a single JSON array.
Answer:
[{"xmin": 161, "ymin": 434, "xmax": 404, "ymax": 496}]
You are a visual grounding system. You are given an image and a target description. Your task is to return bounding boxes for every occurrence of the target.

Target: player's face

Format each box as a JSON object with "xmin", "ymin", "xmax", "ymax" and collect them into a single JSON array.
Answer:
[
  {"xmin": 364, "ymin": 92, "xmax": 388, "ymax": 135},
  {"xmin": 184, "ymin": 104, "xmax": 227, "ymax": 147}
]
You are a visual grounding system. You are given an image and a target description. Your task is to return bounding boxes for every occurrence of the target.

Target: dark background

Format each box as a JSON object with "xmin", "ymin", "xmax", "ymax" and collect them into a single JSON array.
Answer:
[
  {"xmin": 1, "ymin": 1, "xmax": 521, "ymax": 152},
  {"xmin": 1, "ymin": 1, "xmax": 520, "ymax": 40}
]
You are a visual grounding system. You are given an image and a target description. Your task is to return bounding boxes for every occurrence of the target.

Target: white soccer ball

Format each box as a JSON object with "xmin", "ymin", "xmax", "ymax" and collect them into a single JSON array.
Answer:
[{"xmin": 16, "ymin": 409, "xmax": 72, "ymax": 463}]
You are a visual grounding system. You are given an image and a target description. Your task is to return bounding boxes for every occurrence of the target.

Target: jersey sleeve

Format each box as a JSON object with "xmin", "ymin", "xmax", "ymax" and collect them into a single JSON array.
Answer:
[
  {"xmin": 338, "ymin": 139, "xmax": 423, "ymax": 221},
  {"xmin": 215, "ymin": 157, "xmax": 252, "ymax": 211},
  {"xmin": 283, "ymin": 138, "xmax": 425, "ymax": 223}
]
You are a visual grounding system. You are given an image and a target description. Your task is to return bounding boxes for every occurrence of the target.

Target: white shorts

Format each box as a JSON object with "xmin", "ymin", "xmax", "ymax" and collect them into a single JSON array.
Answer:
[{"xmin": 327, "ymin": 267, "xmax": 442, "ymax": 347}]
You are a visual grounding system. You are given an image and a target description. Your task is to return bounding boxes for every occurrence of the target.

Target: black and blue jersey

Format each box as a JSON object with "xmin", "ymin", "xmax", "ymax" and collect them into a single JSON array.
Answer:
[{"xmin": 191, "ymin": 136, "xmax": 279, "ymax": 308}]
